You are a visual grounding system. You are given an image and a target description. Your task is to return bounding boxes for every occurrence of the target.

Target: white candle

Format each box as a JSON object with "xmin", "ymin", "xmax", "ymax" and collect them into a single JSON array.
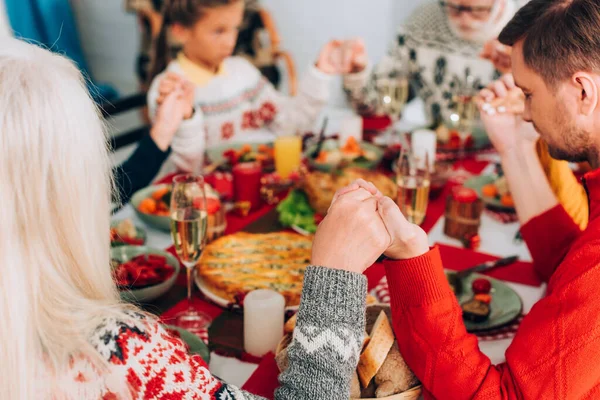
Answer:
[
  {"xmin": 244, "ymin": 289, "xmax": 285, "ymax": 357},
  {"xmin": 338, "ymin": 113, "xmax": 363, "ymax": 144},
  {"xmin": 411, "ymin": 129, "xmax": 437, "ymax": 172}
]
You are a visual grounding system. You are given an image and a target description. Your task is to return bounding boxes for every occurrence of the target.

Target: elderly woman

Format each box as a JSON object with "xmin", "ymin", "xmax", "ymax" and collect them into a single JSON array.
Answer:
[{"xmin": 0, "ymin": 37, "xmax": 377, "ymax": 400}]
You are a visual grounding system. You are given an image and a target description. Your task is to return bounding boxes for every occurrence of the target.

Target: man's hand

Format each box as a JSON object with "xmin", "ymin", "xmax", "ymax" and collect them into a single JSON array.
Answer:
[{"xmin": 478, "ymin": 74, "xmax": 539, "ymax": 155}]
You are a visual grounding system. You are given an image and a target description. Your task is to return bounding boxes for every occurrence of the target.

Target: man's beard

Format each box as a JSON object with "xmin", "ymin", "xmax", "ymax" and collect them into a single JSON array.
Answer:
[
  {"xmin": 448, "ymin": 20, "xmax": 499, "ymax": 44},
  {"xmin": 547, "ymin": 144, "xmax": 589, "ymax": 163},
  {"xmin": 447, "ymin": 0, "xmax": 514, "ymax": 45},
  {"xmin": 545, "ymin": 118, "xmax": 591, "ymax": 163}
]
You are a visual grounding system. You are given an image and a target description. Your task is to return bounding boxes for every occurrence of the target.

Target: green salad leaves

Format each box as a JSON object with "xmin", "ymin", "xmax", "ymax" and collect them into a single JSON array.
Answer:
[{"xmin": 277, "ymin": 189, "xmax": 317, "ymax": 233}]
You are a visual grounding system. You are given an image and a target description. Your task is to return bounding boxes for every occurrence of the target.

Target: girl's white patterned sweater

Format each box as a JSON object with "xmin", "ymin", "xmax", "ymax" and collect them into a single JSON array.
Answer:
[{"xmin": 148, "ymin": 57, "xmax": 332, "ymax": 175}]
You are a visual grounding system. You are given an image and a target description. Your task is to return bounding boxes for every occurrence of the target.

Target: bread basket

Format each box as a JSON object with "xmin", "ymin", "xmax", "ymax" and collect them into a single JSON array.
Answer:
[{"xmin": 276, "ymin": 304, "xmax": 422, "ymax": 399}]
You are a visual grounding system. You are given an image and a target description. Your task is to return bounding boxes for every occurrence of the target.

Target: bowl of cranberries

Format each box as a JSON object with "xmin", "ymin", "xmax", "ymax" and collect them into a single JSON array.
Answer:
[{"xmin": 111, "ymin": 246, "xmax": 180, "ymax": 303}]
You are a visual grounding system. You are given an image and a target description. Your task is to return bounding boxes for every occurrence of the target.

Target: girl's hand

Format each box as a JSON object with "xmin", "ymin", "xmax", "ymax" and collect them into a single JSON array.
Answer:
[
  {"xmin": 156, "ymin": 73, "xmax": 195, "ymax": 119},
  {"xmin": 151, "ymin": 90, "xmax": 191, "ymax": 151}
]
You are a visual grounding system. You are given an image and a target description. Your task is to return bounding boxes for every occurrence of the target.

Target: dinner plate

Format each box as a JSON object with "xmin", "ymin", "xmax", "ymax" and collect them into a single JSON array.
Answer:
[
  {"xmin": 162, "ymin": 324, "xmax": 210, "ymax": 363},
  {"xmin": 194, "ymin": 274, "xmax": 299, "ymax": 311},
  {"xmin": 290, "ymin": 224, "xmax": 313, "ymax": 236},
  {"xmin": 371, "ymin": 271, "xmax": 522, "ymax": 332},
  {"xmin": 110, "ymin": 220, "xmax": 147, "ymax": 247},
  {"xmin": 304, "ymin": 140, "xmax": 384, "ymax": 172},
  {"xmin": 464, "ymin": 174, "xmax": 516, "ymax": 212},
  {"xmin": 448, "ymin": 271, "xmax": 523, "ymax": 332}
]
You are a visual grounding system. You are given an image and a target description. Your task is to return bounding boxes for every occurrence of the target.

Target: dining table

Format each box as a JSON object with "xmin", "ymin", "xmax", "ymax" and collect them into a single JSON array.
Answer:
[{"xmin": 111, "ymin": 102, "xmax": 546, "ymax": 398}]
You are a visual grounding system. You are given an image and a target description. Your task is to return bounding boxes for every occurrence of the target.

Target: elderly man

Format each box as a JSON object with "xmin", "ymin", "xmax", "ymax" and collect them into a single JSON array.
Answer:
[
  {"xmin": 344, "ymin": 0, "xmax": 520, "ymax": 125},
  {"xmin": 314, "ymin": 1, "xmax": 600, "ymax": 398}
]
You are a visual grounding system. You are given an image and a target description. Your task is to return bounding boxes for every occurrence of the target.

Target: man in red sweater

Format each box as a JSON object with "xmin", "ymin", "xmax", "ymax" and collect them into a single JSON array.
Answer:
[{"xmin": 313, "ymin": 0, "xmax": 600, "ymax": 398}]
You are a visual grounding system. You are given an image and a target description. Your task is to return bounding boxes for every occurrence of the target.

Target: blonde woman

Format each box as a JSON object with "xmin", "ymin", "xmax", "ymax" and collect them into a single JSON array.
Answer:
[{"xmin": 0, "ymin": 37, "xmax": 384, "ymax": 400}]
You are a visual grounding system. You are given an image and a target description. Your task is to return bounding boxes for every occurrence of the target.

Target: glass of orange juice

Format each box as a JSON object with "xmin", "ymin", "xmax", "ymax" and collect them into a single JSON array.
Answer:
[{"xmin": 274, "ymin": 136, "xmax": 302, "ymax": 179}]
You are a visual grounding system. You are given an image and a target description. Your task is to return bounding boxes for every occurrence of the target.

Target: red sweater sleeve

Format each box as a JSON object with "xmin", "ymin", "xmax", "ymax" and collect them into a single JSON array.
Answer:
[
  {"xmin": 520, "ymin": 205, "xmax": 582, "ymax": 282},
  {"xmin": 385, "ymin": 243, "xmax": 600, "ymax": 399},
  {"xmin": 384, "ymin": 248, "xmax": 521, "ymax": 399}
]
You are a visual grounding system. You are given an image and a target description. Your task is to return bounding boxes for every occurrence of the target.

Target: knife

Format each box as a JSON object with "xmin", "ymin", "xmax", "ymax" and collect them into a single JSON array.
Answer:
[
  {"xmin": 310, "ymin": 117, "xmax": 329, "ymax": 159},
  {"xmin": 456, "ymin": 255, "xmax": 519, "ymax": 279}
]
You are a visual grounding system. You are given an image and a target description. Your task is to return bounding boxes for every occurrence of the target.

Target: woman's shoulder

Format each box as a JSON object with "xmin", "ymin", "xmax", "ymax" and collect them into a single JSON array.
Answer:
[
  {"xmin": 84, "ymin": 311, "xmax": 229, "ymax": 398},
  {"xmin": 88, "ymin": 310, "xmax": 156, "ymax": 364}
]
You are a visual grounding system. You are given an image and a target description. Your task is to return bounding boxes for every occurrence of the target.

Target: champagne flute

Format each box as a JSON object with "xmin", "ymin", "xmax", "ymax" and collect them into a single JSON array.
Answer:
[
  {"xmin": 448, "ymin": 75, "xmax": 480, "ymax": 182},
  {"xmin": 170, "ymin": 174, "xmax": 211, "ymax": 332},
  {"xmin": 376, "ymin": 61, "xmax": 410, "ymax": 145},
  {"xmin": 396, "ymin": 147, "xmax": 431, "ymax": 226}
]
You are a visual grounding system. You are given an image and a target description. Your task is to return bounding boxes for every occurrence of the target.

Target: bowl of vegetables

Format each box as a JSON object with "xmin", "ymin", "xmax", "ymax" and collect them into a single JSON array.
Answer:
[
  {"xmin": 110, "ymin": 219, "xmax": 147, "ymax": 247},
  {"xmin": 306, "ymin": 137, "xmax": 383, "ymax": 172},
  {"xmin": 111, "ymin": 246, "xmax": 180, "ymax": 303},
  {"xmin": 132, "ymin": 184, "xmax": 225, "ymax": 239},
  {"xmin": 277, "ymin": 189, "xmax": 318, "ymax": 235}
]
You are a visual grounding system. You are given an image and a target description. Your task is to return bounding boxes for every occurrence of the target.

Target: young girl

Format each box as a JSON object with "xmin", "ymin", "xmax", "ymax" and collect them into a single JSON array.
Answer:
[{"xmin": 147, "ymin": 0, "xmax": 348, "ymax": 174}]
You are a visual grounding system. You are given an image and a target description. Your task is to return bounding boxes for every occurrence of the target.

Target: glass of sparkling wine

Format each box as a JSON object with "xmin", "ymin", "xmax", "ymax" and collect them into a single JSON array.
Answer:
[
  {"xmin": 396, "ymin": 148, "xmax": 431, "ymax": 226},
  {"xmin": 170, "ymin": 174, "xmax": 211, "ymax": 331},
  {"xmin": 449, "ymin": 89, "xmax": 479, "ymax": 181},
  {"xmin": 376, "ymin": 64, "xmax": 410, "ymax": 144}
]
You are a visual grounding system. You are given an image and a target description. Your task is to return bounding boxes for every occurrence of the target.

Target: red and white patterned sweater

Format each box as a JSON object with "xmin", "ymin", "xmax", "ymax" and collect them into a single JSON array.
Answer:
[
  {"xmin": 148, "ymin": 56, "xmax": 332, "ymax": 175},
  {"xmin": 65, "ymin": 312, "xmax": 257, "ymax": 399}
]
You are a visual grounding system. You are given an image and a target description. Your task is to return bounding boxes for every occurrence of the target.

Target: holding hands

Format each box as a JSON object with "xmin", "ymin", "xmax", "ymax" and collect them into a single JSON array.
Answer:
[{"xmin": 312, "ymin": 180, "xmax": 429, "ymax": 275}]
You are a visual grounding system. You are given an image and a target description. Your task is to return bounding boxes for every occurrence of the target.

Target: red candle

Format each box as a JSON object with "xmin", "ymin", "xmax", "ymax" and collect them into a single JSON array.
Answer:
[{"xmin": 233, "ymin": 162, "xmax": 262, "ymax": 211}]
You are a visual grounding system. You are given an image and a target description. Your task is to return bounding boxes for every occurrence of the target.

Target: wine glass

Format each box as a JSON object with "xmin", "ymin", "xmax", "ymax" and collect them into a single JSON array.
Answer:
[
  {"xmin": 375, "ymin": 61, "xmax": 410, "ymax": 145},
  {"xmin": 448, "ymin": 76, "xmax": 480, "ymax": 183},
  {"xmin": 396, "ymin": 147, "xmax": 431, "ymax": 226},
  {"xmin": 170, "ymin": 174, "xmax": 211, "ymax": 332}
]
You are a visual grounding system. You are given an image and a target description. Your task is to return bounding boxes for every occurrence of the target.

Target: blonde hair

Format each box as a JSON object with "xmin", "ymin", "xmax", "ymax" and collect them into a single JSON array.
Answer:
[{"xmin": 0, "ymin": 38, "xmax": 134, "ymax": 399}]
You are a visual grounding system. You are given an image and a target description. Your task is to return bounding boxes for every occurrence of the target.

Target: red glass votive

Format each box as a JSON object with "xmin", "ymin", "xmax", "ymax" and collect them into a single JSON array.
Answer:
[{"xmin": 233, "ymin": 162, "xmax": 262, "ymax": 211}]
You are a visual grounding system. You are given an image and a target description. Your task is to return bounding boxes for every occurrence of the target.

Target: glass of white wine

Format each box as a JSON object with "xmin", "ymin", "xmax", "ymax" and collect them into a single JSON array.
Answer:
[
  {"xmin": 396, "ymin": 148, "xmax": 431, "ymax": 226},
  {"xmin": 448, "ymin": 76, "xmax": 480, "ymax": 182},
  {"xmin": 170, "ymin": 174, "xmax": 211, "ymax": 332},
  {"xmin": 376, "ymin": 63, "xmax": 410, "ymax": 145}
]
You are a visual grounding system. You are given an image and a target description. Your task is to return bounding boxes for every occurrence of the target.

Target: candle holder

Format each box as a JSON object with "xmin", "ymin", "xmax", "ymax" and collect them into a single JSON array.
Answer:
[
  {"xmin": 232, "ymin": 161, "xmax": 263, "ymax": 211},
  {"xmin": 260, "ymin": 165, "xmax": 307, "ymax": 205},
  {"xmin": 444, "ymin": 187, "xmax": 484, "ymax": 241}
]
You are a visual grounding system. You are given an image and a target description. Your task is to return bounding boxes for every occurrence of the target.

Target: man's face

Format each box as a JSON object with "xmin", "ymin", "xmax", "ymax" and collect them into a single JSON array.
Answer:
[
  {"xmin": 512, "ymin": 41, "xmax": 591, "ymax": 162},
  {"xmin": 445, "ymin": 0, "xmax": 502, "ymax": 42}
]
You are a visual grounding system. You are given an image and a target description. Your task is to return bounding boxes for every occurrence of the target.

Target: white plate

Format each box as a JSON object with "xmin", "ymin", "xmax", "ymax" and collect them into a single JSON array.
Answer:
[
  {"xmin": 194, "ymin": 274, "xmax": 299, "ymax": 311},
  {"xmin": 290, "ymin": 225, "xmax": 312, "ymax": 236}
]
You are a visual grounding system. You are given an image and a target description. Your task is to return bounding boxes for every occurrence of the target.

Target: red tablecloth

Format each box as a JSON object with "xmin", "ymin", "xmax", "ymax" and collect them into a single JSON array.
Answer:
[{"xmin": 157, "ymin": 159, "xmax": 538, "ymax": 398}]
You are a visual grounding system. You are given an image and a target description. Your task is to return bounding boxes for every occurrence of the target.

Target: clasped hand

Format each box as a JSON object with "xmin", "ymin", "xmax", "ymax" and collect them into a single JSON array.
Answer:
[{"xmin": 311, "ymin": 180, "xmax": 430, "ymax": 274}]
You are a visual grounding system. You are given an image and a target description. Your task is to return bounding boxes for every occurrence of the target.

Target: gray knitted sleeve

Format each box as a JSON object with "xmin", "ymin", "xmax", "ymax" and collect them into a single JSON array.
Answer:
[
  {"xmin": 275, "ymin": 266, "xmax": 367, "ymax": 400},
  {"xmin": 220, "ymin": 266, "xmax": 366, "ymax": 399}
]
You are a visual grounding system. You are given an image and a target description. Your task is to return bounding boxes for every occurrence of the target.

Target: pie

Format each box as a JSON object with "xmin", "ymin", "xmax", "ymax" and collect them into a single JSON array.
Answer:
[
  {"xmin": 198, "ymin": 232, "xmax": 312, "ymax": 307},
  {"xmin": 302, "ymin": 167, "xmax": 397, "ymax": 215}
]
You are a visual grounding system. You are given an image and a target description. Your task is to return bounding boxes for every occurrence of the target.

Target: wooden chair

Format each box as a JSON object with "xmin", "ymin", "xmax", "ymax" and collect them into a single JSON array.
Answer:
[
  {"xmin": 129, "ymin": 2, "xmax": 297, "ymax": 94},
  {"xmin": 252, "ymin": 8, "xmax": 297, "ymax": 95}
]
